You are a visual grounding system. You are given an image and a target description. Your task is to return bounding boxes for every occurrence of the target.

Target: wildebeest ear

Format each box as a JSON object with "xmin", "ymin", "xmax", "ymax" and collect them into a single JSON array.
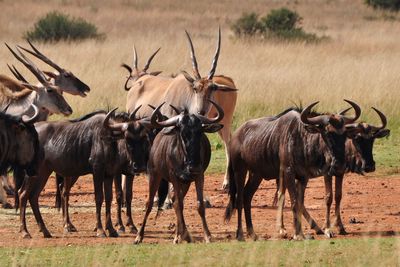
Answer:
[
  {"xmin": 374, "ymin": 128, "xmax": 390, "ymax": 139},
  {"xmin": 304, "ymin": 124, "xmax": 321, "ymax": 134},
  {"xmin": 202, "ymin": 123, "xmax": 223, "ymax": 133}
]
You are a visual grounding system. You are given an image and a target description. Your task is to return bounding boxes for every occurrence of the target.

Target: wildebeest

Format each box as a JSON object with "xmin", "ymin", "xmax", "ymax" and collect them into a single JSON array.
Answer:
[
  {"xmin": 0, "ymin": 105, "xmax": 40, "ymax": 208},
  {"xmin": 266, "ymin": 106, "xmax": 390, "ymax": 238},
  {"xmin": 134, "ymin": 100, "xmax": 224, "ymax": 244},
  {"xmin": 17, "ymin": 107, "xmax": 152, "ymax": 238},
  {"xmin": 224, "ymin": 100, "xmax": 362, "ymax": 241}
]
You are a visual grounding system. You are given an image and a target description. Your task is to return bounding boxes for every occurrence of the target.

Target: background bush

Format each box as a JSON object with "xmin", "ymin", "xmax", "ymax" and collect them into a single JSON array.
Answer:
[
  {"xmin": 231, "ymin": 8, "xmax": 320, "ymax": 42},
  {"xmin": 365, "ymin": 0, "xmax": 400, "ymax": 11},
  {"xmin": 24, "ymin": 11, "xmax": 105, "ymax": 42}
]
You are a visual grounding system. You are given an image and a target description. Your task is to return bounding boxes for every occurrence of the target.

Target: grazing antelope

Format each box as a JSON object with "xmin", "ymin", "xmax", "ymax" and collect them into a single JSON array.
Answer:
[{"xmin": 224, "ymin": 100, "xmax": 362, "ymax": 241}]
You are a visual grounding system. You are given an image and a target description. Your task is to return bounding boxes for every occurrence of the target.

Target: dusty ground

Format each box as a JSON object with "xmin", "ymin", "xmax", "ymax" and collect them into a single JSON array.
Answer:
[{"xmin": 0, "ymin": 173, "xmax": 399, "ymax": 247}]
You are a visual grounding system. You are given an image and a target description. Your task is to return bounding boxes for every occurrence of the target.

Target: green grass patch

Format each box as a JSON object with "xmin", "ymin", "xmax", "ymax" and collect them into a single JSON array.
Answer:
[{"xmin": 0, "ymin": 237, "xmax": 399, "ymax": 266}]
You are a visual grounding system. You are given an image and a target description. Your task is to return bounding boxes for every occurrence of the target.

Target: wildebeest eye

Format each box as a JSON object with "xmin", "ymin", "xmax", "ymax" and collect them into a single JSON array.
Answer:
[{"xmin": 46, "ymin": 88, "xmax": 54, "ymax": 93}]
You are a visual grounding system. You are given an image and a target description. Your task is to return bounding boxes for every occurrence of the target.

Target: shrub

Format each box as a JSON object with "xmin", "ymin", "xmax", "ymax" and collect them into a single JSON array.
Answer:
[
  {"xmin": 365, "ymin": 0, "xmax": 400, "ymax": 11},
  {"xmin": 231, "ymin": 12, "xmax": 262, "ymax": 37},
  {"xmin": 24, "ymin": 11, "xmax": 105, "ymax": 42},
  {"xmin": 260, "ymin": 8, "xmax": 301, "ymax": 32},
  {"xmin": 231, "ymin": 8, "xmax": 322, "ymax": 43}
]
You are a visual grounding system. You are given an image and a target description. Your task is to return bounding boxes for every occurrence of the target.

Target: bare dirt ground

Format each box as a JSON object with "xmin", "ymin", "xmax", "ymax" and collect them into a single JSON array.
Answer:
[{"xmin": 0, "ymin": 173, "xmax": 399, "ymax": 247}]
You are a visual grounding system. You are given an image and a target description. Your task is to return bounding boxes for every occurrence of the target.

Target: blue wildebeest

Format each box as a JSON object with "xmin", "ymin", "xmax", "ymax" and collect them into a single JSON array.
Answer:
[
  {"xmin": 267, "ymin": 106, "xmax": 390, "ymax": 238},
  {"xmin": 224, "ymin": 100, "xmax": 363, "ymax": 241},
  {"xmin": 134, "ymin": 100, "xmax": 224, "ymax": 244},
  {"xmin": 17, "ymin": 107, "xmax": 152, "ymax": 238},
  {"xmin": 0, "ymin": 105, "xmax": 40, "ymax": 208}
]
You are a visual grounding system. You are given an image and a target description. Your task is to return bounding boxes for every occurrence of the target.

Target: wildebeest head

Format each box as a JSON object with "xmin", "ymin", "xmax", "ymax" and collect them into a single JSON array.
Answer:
[
  {"xmin": 151, "ymin": 100, "xmax": 224, "ymax": 180},
  {"xmin": 347, "ymin": 107, "xmax": 389, "ymax": 173},
  {"xmin": 103, "ymin": 106, "xmax": 152, "ymax": 173},
  {"xmin": 121, "ymin": 46, "xmax": 162, "ymax": 90},
  {"xmin": 0, "ymin": 104, "xmax": 40, "ymax": 176},
  {"xmin": 301, "ymin": 100, "xmax": 362, "ymax": 176},
  {"xmin": 181, "ymin": 28, "xmax": 237, "ymax": 115},
  {"xmin": 5, "ymin": 44, "xmax": 73, "ymax": 116},
  {"xmin": 17, "ymin": 40, "xmax": 90, "ymax": 97}
]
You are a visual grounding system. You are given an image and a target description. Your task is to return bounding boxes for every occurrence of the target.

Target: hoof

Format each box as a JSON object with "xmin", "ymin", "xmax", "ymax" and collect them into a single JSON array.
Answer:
[
  {"xmin": 129, "ymin": 225, "xmax": 138, "ymax": 234},
  {"xmin": 117, "ymin": 225, "xmax": 126, "ymax": 234},
  {"xmin": 204, "ymin": 235, "xmax": 212, "ymax": 243},
  {"xmin": 43, "ymin": 231, "xmax": 52, "ymax": 238},
  {"xmin": 21, "ymin": 231, "xmax": 32, "ymax": 239},
  {"xmin": 236, "ymin": 231, "xmax": 245, "ymax": 242},
  {"xmin": 96, "ymin": 230, "xmax": 106, "ymax": 238},
  {"xmin": 108, "ymin": 229, "xmax": 119, "ymax": 238},
  {"xmin": 278, "ymin": 228, "xmax": 287, "ymax": 238},
  {"xmin": 64, "ymin": 224, "xmax": 78, "ymax": 233},
  {"xmin": 324, "ymin": 228, "xmax": 334, "ymax": 238},
  {"xmin": 134, "ymin": 236, "xmax": 142, "ymax": 244},
  {"xmin": 248, "ymin": 232, "xmax": 258, "ymax": 241},
  {"xmin": 292, "ymin": 234, "xmax": 305, "ymax": 241},
  {"xmin": 304, "ymin": 234, "xmax": 314, "ymax": 240},
  {"xmin": 338, "ymin": 228, "xmax": 348, "ymax": 235}
]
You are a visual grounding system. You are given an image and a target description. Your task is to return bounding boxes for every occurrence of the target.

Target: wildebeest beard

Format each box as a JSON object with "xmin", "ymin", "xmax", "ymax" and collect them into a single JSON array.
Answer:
[{"xmin": 321, "ymin": 131, "xmax": 347, "ymax": 176}]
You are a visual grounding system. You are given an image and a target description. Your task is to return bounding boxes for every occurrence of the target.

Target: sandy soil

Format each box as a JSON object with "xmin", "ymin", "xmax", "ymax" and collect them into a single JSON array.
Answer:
[{"xmin": 0, "ymin": 173, "xmax": 399, "ymax": 247}]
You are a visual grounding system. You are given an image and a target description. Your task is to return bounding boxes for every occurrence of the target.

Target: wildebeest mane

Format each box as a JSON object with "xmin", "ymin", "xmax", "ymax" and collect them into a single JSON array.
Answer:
[{"xmin": 69, "ymin": 110, "xmax": 107, "ymax": 122}]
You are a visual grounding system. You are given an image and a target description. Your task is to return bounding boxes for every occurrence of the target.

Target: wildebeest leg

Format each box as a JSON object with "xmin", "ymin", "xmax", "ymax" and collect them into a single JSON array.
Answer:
[
  {"xmin": 18, "ymin": 176, "xmax": 33, "ymax": 238},
  {"xmin": 121, "ymin": 174, "xmax": 126, "ymax": 207},
  {"xmin": 271, "ymin": 179, "xmax": 279, "ymax": 207},
  {"xmin": 55, "ymin": 174, "xmax": 63, "ymax": 210},
  {"xmin": 62, "ymin": 176, "xmax": 78, "ymax": 233},
  {"xmin": 0, "ymin": 177, "xmax": 11, "ymax": 209},
  {"xmin": 93, "ymin": 174, "xmax": 106, "ymax": 237},
  {"xmin": 2, "ymin": 175, "xmax": 13, "ymax": 196},
  {"xmin": 125, "ymin": 174, "xmax": 137, "ymax": 234},
  {"xmin": 276, "ymin": 175, "xmax": 287, "ymax": 237},
  {"xmin": 333, "ymin": 174, "xmax": 347, "ymax": 235},
  {"xmin": 104, "ymin": 176, "xmax": 118, "ymax": 237},
  {"xmin": 322, "ymin": 175, "xmax": 334, "ymax": 237},
  {"xmin": 134, "ymin": 173, "xmax": 161, "ymax": 244},
  {"xmin": 13, "ymin": 168, "xmax": 25, "ymax": 209},
  {"xmin": 195, "ymin": 176, "xmax": 211, "ymax": 243},
  {"xmin": 292, "ymin": 177, "xmax": 306, "ymax": 241},
  {"xmin": 243, "ymin": 172, "xmax": 263, "ymax": 241},
  {"xmin": 114, "ymin": 174, "xmax": 125, "ymax": 233},
  {"xmin": 234, "ymin": 165, "xmax": 246, "ymax": 241},
  {"xmin": 172, "ymin": 181, "xmax": 191, "ymax": 244},
  {"xmin": 29, "ymin": 169, "xmax": 53, "ymax": 238}
]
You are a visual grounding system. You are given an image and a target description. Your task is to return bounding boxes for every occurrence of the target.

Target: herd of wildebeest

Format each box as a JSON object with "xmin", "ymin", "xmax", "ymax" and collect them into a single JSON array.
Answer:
[{"xmin": 0, "ymin": 29, "xmax": 391, "ymax": 244}]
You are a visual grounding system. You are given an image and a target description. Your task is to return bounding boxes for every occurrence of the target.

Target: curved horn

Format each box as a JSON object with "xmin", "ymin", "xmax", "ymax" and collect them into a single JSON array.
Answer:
[
  {"xmin": 22, "ymin": 104, "xmax": 39, "ymax": 124},
  {"xmin": 103, "ymin": 107, "xmax": 118, "ymax": 128},
  {"xmin": 169, "ymin": 104, "xmax": 181, "ymax": 115},
  {"xmin": 370, "ymin": 107, "xmax": 387, "ymax": 130},
  {"xmin": 6, "ymin": 43, "xmax": 48, "ymax": 84},
  {"xmin": 143, "ymin": 47, "xmax": 161, "ymax": 72},
  {"xmin": 339, "ymin": 107, "xmax": 351, "ymax": 116},
  {"xmin": 185, "ymin": 30, "xmax": 201, "ymax": 80},
  {"xmin": 19, "ymin": 40, "xmax": 63, "ymax": 72},
  {"xmin": 300, "ymin": 101, "xmax": 329, "ymax": 126},
  {"xmin": 342, "ymin": 99, "xmax": 361, "ymax": 124},
  {"xmin": 132, "ymin": 44, "xmax": 138, "ymax": 70},
  {"xmin": 151, "ymin": 102, "xmax": 180, "ymax": 128},
  {"xmin": 121, "ymin": 63, "xmax": 132, "ymax": 74},
  {"xmin": 129, "ymin": 105, "xmax": 142, "ymax": 121},
  {"xmin": 207, "ymin": 27, "xmax": 221, "ymax": 80},
  {"xmin": 197, "ymin": 100, "xmax": 224, "ymax": 124}
]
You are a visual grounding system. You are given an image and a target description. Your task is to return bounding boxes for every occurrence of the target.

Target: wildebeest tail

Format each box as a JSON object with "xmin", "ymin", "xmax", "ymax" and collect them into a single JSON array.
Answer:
[
  {"xmin": 55, "ymin": 174, "xmax": 64, "ymax": 211},
  {"xmin": 157, "ymin": 179, "xmax": 169, "ymax": 211},
  {"xmin": 224, "ymin": 161, "xmax": 236, "ymax": 222}
]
